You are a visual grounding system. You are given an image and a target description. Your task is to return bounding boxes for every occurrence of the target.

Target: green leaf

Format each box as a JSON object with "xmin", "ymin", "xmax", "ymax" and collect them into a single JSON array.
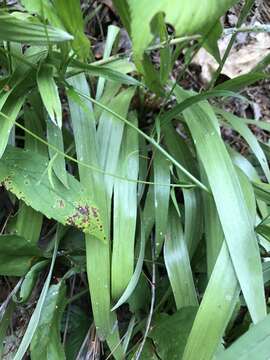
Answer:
[
  {"xmin": 149, "ymin": 308, "xmax": 197, "ymax": 360},
  {"xmin": 30, "ymin": 281, "xmax": 67, "ymax": 360},
  {"xmin": 68, "ymin": 58, "xmax": 141, "ymax": 87},
  {"xmin": 174, "ymin": 85, "xmax": 266, "ymax": 324},
  {"xmin": 47, "ymin": 120, "xmax": 69, "ymax": 187},
  {"xmin": 217, "ymin": 109, "xmax": 270, "ymax": 182},
  {"xmin": 164, "ymin": 206, "xmax": 198, "ymax": 309},
  {"xmin": 112, "ymin": 0, "xmax": 131, "ymax": 34},
  {"xmin": 214, "ymin": 72, "xmax": 269, "ymax": 92},
  {"xmin": 112, "ymin": 113, "xmax": 139, "ymax": 298},
  {"xmin": 126, "ymin": 0, "xmax": 238, "ymax": 69},
  {"xmin": 0, "ymin": 146, "xmax": 105, "ymax": 240},
  {"xmin": 37, "ymin": 64, "xmax": 62, "ymax": 128},
  {"xmin": 183, "ymin": 242, "xmax": 240, "ymax": 360},
  {"xmin": 17, "ymin": 260, "xmax": 49, "ymax": 303},
  {"xmin": 0, "ymin": 13, "xmax": 73, "ymax": 44},
  {"xmin": 67, "ymin": 74, "xmax": 124, "ymax": 358},
  {"xmin": 111, "ymin": 217, "xmax": 145, "ymax": 311},
  {"xmin": 97, "ymin": 87, "xmax": 135, "ymax": 199},
  {"xmin": 163, "ymin": 122, "xmax": 203, "ymax": 257},
  {"xmin": 219, "ymin": 314, "xmax": 270, "ymax": 360},
  {"xmin": 0, "ymin": 235, "xmax": 43, "ymax": 276},
  {"xmin": 96, "ymin": 25, "xmax": 120, "ymax": 100},
  {"xmin": 0, "ymin": 95, "xmax": 25, "ymax": 158},
  {"xmin": 0, "ymin": 301, "xmax": 15, "ymax": 358},
  {"xmin": 65, "ymin": 306, "xmax": 90, "ymax": 360},
  {"xmin": 154, "ymin": 151, "xmax": 170, "ymax": 256},
  {"xmin": 14, "ymin": 228, "xmax": 61, "ymax": 360},
  {"xmin": 53, "ymin": 0, "xmax": 90, "ymax": 60}
]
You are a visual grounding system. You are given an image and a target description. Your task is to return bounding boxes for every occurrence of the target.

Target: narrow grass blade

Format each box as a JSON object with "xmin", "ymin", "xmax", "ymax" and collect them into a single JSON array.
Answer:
[
  {"xmin": 97, "ymin": 87, "xmax": 135, "ymax": 199},
  {"xmin": 218, "ymin": 109, "xmax": 270, "ymax": 182},
  {"xmin": 0, "ymin": 95, "xmax": 25, "ymax": 158},
  {"xmin": 164, "ymin": 206, "xmax": 198, "ymax": 309},
  {"xmin": 111, "ymin": 218, "xmax": 145, "ymax": 311},
  {"xmin": 96, "ymin": 25, "xmax": 120, "ymax": 100},
  {"xmin": 174, "ymin": 85, "xmax": 266, "ymax": 323},
  {"xmin": 163, "ymin": 122, "xmax": 203, "ymax": 257},
  {"xmin": 69, "ymin": 58, "xmax": 140, "ymax": 86},
  {"xmin": 13, "ymin": 227, "xmax": 62, "ymax": 360},
  {"xmin": 154, "ymin": 151, "xmax": 171, "ymax": 256},
  {"xmin": 47, "ymin": 119, "xmax": 69, "ymax": 187},
  {"xmin": 0, "ymin": 14, "xmax": 73, "ymax": 44},
  {"xmin": 183, "ymin": 242, "xmax": 240, "ymax": 360},
  {"xmin": 37, "ymin": 64, "xmax": 62, "ymax": 127},
  {"xmin": 112, "ymin": 112, "xmax": 139, "ymax": 299}
]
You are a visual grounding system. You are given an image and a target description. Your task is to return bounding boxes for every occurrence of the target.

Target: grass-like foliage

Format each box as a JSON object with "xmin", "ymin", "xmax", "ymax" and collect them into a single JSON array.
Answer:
[{"xmin": 0, "ymin": 0, "xmax": 270, "ymax": 359}]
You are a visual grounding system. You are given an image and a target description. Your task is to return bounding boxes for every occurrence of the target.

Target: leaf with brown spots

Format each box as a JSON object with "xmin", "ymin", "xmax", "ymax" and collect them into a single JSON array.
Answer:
[{"xmin": 0, "ymin": 146, "xmax": 105, "ymax": 241}]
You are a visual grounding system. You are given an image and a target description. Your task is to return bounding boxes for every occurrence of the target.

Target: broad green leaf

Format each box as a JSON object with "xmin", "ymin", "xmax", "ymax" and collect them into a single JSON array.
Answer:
[
  {"xmin": 0, "ymin": 235, "xmax": 42, "ymax": 276},
  {"xmin": 0, "ymin": 146, "xmax": 105, "ymax": 240},
  {"xmin": 0, "ymin": 13, "xmax": 73, "ymax": 44},
  {"xmin": 112, "ymin": 113, "xmax": 139, "ymax": 298},
  {"xmin": 30, "ymin": 281, "xmax": 67, "ymax": 360},
  {"xmin": 164, "ymin": 206, "xmax": 198, "ymax": 309},
  {"xmin": 219, "ymin": 314, "xmax": 270, "ymax": 360},
  {"xmin": 174, "ymin": 86, "xmax": 266, "ymax": 324},
  {"xmin": 37, "ymin": 64, "xmax": 62, "ymax": 127},
  {"xmin": 148, "ymin": 308, "xmax": 197, "ymax": 360},
  {"xmin": 126, "ymin": 0, "xmax": 239, "ymax": 68}
]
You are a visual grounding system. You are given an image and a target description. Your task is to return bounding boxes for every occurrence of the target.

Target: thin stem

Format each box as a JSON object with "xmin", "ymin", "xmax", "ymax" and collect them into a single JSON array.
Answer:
[{"xmin": 6, "ymin": 115, "xmax": 193, "ymax": 189}]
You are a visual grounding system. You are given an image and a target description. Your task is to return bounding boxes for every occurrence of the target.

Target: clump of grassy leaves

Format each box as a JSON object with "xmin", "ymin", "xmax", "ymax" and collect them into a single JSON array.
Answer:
[{"xmin": 1, "ymin": 0, "xmax": 270, "ymax": 359}]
